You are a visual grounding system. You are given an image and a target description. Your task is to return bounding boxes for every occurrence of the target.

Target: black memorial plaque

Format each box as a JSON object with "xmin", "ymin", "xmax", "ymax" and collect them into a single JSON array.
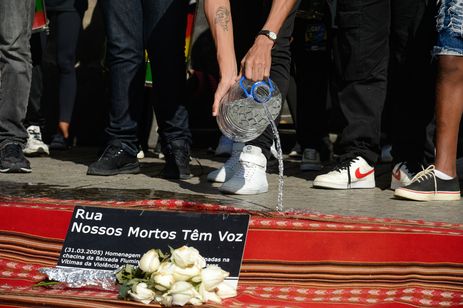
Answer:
[{"xmin": 58, "ymin": 206, "xmax": 250, "ymax": 278}]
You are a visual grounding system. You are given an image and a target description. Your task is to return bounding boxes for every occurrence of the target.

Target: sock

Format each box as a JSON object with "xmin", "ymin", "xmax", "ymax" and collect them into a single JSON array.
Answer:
[{"xmin": 435, "ymin": 169, "xmax": 454, "ymax": 180}]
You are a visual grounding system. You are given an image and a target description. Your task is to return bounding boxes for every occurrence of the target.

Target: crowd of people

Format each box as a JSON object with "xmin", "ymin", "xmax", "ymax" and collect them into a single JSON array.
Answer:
[{"xmin": 0, "ymin": 0, "xmax": 462, "ymax": 202}]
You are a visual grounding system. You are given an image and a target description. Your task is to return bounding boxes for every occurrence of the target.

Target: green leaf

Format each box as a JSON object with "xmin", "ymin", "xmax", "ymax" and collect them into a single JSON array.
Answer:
[
  {"xmin": 118, "ymin": 281, "xmax": 131, "ymax": 300},
  {"xmin": 33, "ymin": 279, "xmax": 60, "ymax": 288}
]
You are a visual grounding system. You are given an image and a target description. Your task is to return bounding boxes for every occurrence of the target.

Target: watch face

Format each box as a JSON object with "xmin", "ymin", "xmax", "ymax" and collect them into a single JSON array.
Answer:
[{"xmin": 268, "ymin": 32, "xmax": 277, "ymax": 40}]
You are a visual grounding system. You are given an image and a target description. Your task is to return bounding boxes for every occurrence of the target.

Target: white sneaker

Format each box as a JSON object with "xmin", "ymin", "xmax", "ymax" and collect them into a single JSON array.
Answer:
[
  {"xmin": 219, "ymin": 145, "xmax": 268, "ymax": 195},
  {"xmin": 288, "ymin": 143, "xmax": 302, "ymax": 158},
  {"xmin": 214, "ymin": 135, "xmax": 233, "ymax": 156},
  {"xmin": 207, "ymin": 143, "xmax": 244, "ymax": 183},
  {"xmin": 313, "ymin": 156, "xmax": 375, "ymax": 189},
  {"xmin": 390, "ymin": 161, "xmax": 420, "ymax": 190},
  {"xmin": 137, "ymin": 149, "xmax": 145, "ymax": 159},
  {"xmin": 23, "ymin": 125, "xmax": 49, "ymax": 156}
]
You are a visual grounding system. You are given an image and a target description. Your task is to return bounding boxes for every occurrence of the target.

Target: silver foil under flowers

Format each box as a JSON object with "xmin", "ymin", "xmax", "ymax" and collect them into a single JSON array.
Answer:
[{"xmin": 40, "ymin": 267, "xmax": 117, "ymax": 290}]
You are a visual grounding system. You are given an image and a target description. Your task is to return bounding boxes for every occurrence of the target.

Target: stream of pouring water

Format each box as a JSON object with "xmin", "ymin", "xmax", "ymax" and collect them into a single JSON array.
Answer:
[{"xmin": 263, "ymin": 104, "xmax": 284, "ymax": 212}]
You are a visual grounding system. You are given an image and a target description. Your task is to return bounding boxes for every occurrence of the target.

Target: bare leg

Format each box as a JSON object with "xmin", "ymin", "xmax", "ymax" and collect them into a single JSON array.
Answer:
[
  {"xmin": 434, "ymin": 56, "xmax": 463, "ymax": 177},
  {"xmin": 58, "ymin": 121, "xmax": 70, "ymax": 139}
]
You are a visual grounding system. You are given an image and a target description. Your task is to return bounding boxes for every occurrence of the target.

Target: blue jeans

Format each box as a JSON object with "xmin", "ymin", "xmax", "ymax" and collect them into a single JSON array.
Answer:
[
  {"xmin": 434, "ymin": 0, "xmax": 463, "ymax": 56},
  {"xmin": 100, "ymin": 0, "xmax": 191, "ymax": 156},
  {"xmin": 0, "ymin": 0, "xmax": 35, "ymax": 148}
]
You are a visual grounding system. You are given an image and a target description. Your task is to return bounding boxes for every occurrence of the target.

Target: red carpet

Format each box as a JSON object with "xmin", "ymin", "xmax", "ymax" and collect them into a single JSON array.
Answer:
[{"xmin": 1, "ymin": 197, "xmax": 463, "ymax": 307}]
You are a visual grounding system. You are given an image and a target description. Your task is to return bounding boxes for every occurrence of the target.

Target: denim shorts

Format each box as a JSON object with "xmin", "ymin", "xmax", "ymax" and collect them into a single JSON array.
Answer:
[{"xmin": 433, "ymin": 0, "xmax": 463, "ymax": 56}]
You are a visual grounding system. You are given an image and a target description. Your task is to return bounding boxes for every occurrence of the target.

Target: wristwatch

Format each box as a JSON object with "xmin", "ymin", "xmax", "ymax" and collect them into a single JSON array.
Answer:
[{"xmin": 257, "ymin": 30, "xmax": 277, "ymax": 43}]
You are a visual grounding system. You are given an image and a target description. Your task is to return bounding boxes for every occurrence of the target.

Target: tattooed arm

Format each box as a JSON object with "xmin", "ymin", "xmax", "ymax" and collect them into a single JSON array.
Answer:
[{"xmin": 204, "ymin": 0, "xmax": 237, "ymax": 116}]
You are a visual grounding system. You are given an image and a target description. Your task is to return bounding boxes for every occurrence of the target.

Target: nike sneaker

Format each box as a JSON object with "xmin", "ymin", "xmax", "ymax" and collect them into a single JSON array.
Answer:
[
  {"xmin": 394, "ymin": 165, "xmax": 460, "ymax": 201},
  {"xmin": 390, "ymin": 161, "xmax": 421, "ymax": 190},
  {"xmin": 313, "ymin": 156, "xmax": 375, "ymax": 189}
]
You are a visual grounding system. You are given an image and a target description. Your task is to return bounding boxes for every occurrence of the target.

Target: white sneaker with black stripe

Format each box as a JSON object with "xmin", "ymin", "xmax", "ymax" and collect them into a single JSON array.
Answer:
[{"xmin": 313, "ymin": 156, "xmax": 375, "ymax": 189}]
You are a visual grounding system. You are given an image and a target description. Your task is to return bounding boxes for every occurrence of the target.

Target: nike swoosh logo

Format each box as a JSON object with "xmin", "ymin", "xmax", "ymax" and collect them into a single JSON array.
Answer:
[
  {"xmin": 355, "ymin": 168, "xmax": 374, "ymax": 179},
  {"xmin": 392, "ymin": 169, "xmax": 401, "ymax": 181}
]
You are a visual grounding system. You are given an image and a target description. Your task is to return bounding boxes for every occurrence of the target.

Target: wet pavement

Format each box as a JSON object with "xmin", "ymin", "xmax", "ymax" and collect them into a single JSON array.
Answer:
[{"xmin": 1, "ymin": 146, "xmax": 463, "ymax": 223}]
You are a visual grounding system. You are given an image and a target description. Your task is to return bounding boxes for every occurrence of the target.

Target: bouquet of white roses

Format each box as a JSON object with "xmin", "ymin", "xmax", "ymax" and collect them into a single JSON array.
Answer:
[{"xmin": 116, "ymin": 246, "xmax": 237, "ymax": 306}]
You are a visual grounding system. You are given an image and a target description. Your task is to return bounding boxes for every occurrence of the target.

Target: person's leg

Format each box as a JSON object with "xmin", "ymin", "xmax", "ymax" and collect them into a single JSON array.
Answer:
[
  {"xmin": 54, "ymin": 10, "xmax": 82, "ymax": 140},
  {"xmin": 87, "ymin": 0, "xmax": 143, "ymax": 176},
  {"xmin": 313, "ymin": 0, "xmax": 390, "ymax": 189},
  {"xmin": 434, "ymin": 56, "xmax": 463, "ymax": 176},
  {"xmin": 394, "ymin": 0, "xmax": 462, "ymax": 201},
  {"xmin": 389, "ymin": 0, "xmax": 436, "ymax": 189},
  {"xmin": 335, "ymin": 0, "xmax": 390, "ymax": 165},
  {"xmin": 100, "ymin": 0, "xmax": 144, "ymax": 156},
  {"xmin": 144, "ymin": 0, "xmax": 192, "ymax": 179},
  {"xmin": 245, "ymin": 1, "xmax": 299, "ymax": 159},
  {"xmin": 0, "ymin": 0, "xmax": 35, "ymax": 146},
  {"xmin": 24, "ymin": 31, "xmax": 49, "ymax": 156},
  {"xmin": 292, "ymin": 10, "xmax": 330, "ymax": 170},
  {"xmin": 0, "ymin": 0, "xmax": 35, "ymax": 172},
  {"xmin": 214, "ymin": 1, "xmax": 299, "ymax": 195},
  {"xmin": 25, "ymin": 32, "xmax": 46, "ymax": 129}
]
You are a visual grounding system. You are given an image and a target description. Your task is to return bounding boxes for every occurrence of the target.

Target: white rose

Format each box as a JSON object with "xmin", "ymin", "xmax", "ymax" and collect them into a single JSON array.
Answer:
[
  {"xmin": 198, "ymin": 282, "xmax": 222, "ymax": 304},
  {"xmin": 168, "ymin": 281, "xmax": 200, "ymax": 306},
  {"xmin": 216, "ymin": 281, "xmax": 237, "ymax": 299},
  {"xmin": 155, "ymin": 294, "xmax": 173, "ymax": 307},
  {"xmin": 171, "ymin": 246, "xmax": 206, "ymax": 268},
  {"xmin": 128, "ymin": 282, "xmax": 155, "ymax": 305},
  {"xmin": 157, "ymin": 261, "xmax": 175, "ymax": 274},
  {"xmin": 201, "ymin": 265, "xmax": 229, "ymax": 291},
  {"xmin": 153, "ymin": 272, "xmax": 175, "ymax": 291},
  {"xmin": 139, "ymin": 249, "xmax": 160, "ymax": 273},
  {"xmin": 189, "ymin": 296, "xmax": 204, "ymax": 305},
  {"xmin": 172, "ymin": 264, "xmax": 201, "ymax": 281}
]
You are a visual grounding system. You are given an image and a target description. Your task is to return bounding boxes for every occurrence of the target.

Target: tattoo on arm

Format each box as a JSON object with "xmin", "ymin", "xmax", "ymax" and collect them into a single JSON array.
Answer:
[{"xmin": 214, "ymin": 6, "xmax": 230, "ymax": 31}]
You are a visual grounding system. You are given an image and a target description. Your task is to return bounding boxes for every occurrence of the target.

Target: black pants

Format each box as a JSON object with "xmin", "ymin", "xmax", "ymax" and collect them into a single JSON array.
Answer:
[
  {"xmin": 291, "ymin": 14, "xmax": 329, "ymax": 152},
  {"xmin": 48, "ymin": 10, "xmax": 83, "ymax": 123},
  {"xmin": 231, "ymin": 0, "xmax": 300, "ymax": 159},
  {"xmin": 330, "ymin": 0, "xmax": 434, "ymax": 165},
  {"xmin": 388, "ymin": 0, "xmax": 435, "ymax": 165},
  {"xmin": 101, "ymin": 0, "xmax": 191, "ymax": 156},
  {"xmin": 330, "ymin": 0, "xmax": 390, "ymax": 164},
  {"xmin": 25, "ymin": 32, "xmax": 47, "ymax": 129}
]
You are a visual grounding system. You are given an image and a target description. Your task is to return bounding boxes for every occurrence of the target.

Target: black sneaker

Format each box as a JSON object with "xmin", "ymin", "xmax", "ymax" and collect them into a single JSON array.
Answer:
[
  {"xmin": 49, "ymin": 133, "xmax": 70, "ymax": 150},
  {"xmin": 394, "ymin": 165, "xmax": 461, "ymax": 201},
  {"xmin": 301, "ymin": 148, "xmax": 322, "ymax": 171},
  {"xmin": 87, "ymin": 144, "xmax": 140, "ymax": 176},
  {"xmin": 162, "ymin": 140, "xmax": 193, "ymax": 179},
  {"xmin": 0, "ymin": 143, "xmax": 32, "ymax": 173}
]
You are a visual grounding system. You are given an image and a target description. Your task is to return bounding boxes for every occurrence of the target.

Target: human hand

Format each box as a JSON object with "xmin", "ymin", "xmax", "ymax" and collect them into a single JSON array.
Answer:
[
  {"xmin": 241, "ymin": 35, "xmax": 274, "ymax": 82},
  {"xmin": 212, "ymin": 74, "xmax": 240, "ymax": 117}
]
